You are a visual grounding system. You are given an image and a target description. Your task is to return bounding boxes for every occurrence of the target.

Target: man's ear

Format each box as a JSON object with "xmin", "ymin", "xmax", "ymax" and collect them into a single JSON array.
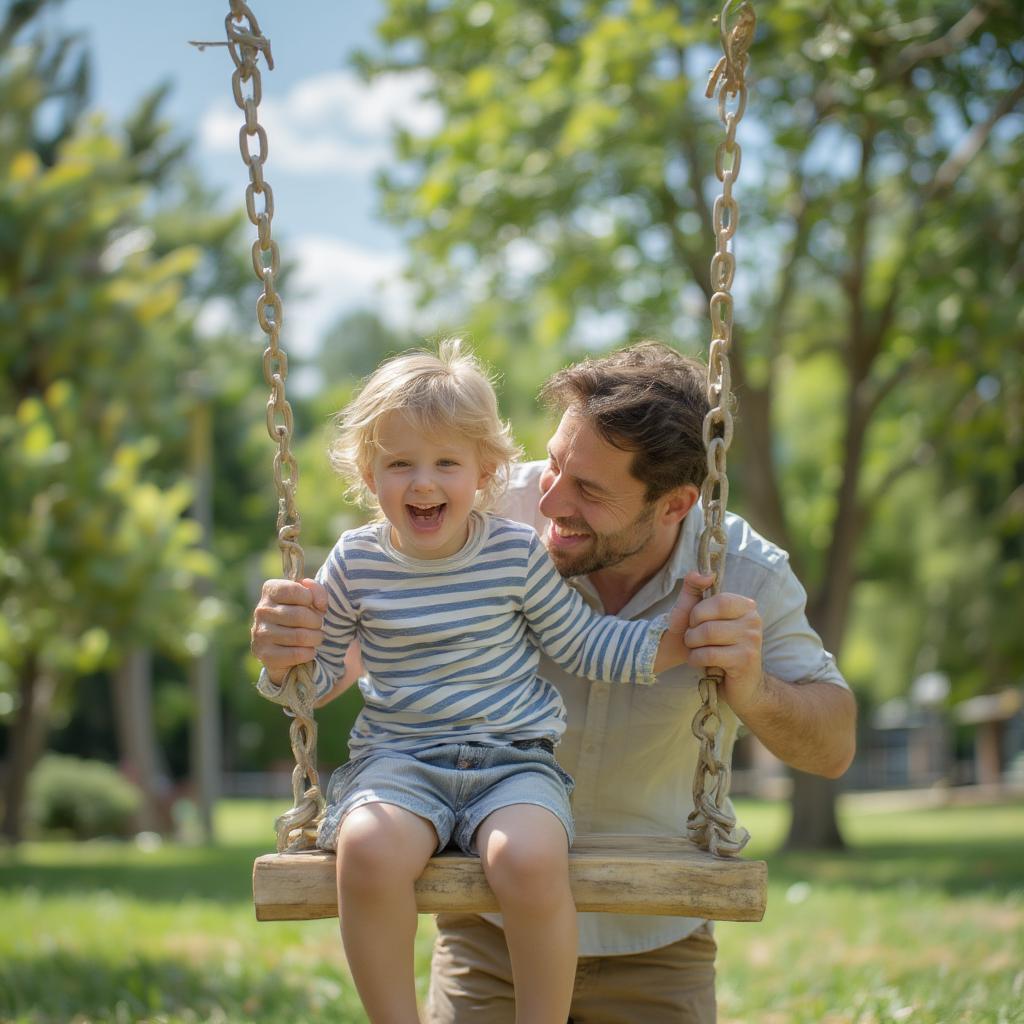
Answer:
[{"xmin": 659, "ymin": 484, "xmax": 700, "ymax": 525}]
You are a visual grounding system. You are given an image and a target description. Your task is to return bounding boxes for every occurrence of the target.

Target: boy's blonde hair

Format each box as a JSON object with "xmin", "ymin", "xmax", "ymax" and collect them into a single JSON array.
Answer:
[{"xmin": 329, "ymin": 339, "xmax": 521, "ymax": 512}]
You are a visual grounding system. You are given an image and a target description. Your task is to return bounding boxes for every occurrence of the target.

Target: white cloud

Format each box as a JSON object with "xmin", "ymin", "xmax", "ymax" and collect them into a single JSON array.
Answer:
[
  {"xmin": 286, "ymin": 235, "xmax": 417, "ymax": 354},
  {"xmin": 200, "ymin": 68, "xmax": 440, "ymax": 175}
]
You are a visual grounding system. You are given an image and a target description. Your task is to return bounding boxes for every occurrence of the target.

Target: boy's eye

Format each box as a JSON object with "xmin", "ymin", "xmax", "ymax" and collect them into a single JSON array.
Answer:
[
  {"xmin": 388, "ymin": 460, "xmax": 409, "ymax": 469},
  {"xmin": 438, "ymin": 459, "xmax": 459, "ymax": 467}
]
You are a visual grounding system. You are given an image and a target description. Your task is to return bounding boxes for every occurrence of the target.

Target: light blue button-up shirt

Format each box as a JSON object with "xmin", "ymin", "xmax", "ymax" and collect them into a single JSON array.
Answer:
[{"xmin": 497, "ymin": 461, "xmax": 849, "ymax": 956}]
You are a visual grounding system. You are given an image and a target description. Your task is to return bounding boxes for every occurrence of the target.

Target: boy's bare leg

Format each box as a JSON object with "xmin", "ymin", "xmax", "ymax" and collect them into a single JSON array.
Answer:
[
  {"xmin": 476, "ymin": 804, "xmax": 576, "ymax": 1024},
  {"xmin": 336, "ymin": 803, "xmax": 438, "ymax": 1024}
]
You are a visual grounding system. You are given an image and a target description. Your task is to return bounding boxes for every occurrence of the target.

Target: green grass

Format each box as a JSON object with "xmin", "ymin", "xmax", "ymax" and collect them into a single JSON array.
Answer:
[
  {"xmin": 1, "ymin": 798, "xmax": 1022, "ymax": 1023},
  {"xmin": 715, "ymin": 798, "xmax": 1024, "ymax": 1024}
]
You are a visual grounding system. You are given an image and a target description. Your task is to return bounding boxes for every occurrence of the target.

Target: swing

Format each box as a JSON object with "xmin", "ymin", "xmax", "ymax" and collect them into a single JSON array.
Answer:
[{"xmin": 216, "ymin": 0, "xmax": 767, "ymax": 924}]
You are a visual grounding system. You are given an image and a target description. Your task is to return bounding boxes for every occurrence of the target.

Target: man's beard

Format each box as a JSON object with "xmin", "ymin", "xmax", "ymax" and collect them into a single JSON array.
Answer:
[{"xmin": 545, "ymin": 502, "xmax": 657, "ymax": 578}]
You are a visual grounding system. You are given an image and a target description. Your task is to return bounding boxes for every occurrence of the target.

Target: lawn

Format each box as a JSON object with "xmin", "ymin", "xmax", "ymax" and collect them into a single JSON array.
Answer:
[{"xmin": 2, "ymin": 796, "xmax": 1022, "ymax": 1023}]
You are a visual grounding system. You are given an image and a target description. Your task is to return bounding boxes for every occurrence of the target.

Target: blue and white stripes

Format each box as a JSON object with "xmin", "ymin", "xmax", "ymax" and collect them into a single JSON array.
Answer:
[{"xmin": 313, "ymin": 513, "xmax": 664, "ymax": 758}]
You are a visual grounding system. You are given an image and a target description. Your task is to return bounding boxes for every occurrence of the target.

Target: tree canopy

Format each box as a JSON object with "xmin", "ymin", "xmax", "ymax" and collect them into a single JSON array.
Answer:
[{"xmin": 357, "ymin": 0, "xmax": 1024, "ymax": 845}]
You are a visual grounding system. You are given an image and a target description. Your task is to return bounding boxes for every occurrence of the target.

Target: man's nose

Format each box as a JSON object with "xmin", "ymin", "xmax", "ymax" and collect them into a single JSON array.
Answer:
[{"xmin": 538, "ymin": 471, "xmax": 572, "ymax": 519}]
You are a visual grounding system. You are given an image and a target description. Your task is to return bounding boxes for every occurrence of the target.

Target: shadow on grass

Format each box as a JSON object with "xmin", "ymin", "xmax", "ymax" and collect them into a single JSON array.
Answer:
[
  {"xmin": 3, "ymin": 807, "xmax": 1021, "ymax": 906},
  {"xmin": 762, "ymin": 834, "xmax": 1024, "ymax": 898},
  {"xmin": 0, "ymin": 843, "xmax": 271, "ymax": 905},
  {"xmin": 0, "ymin": 949, "xmax": 365, "ymax": 1024}
]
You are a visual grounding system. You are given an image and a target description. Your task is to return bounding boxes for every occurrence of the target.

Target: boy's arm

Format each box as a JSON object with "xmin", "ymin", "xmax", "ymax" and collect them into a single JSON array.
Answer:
[
  {"xmin": 313, "ymin": 640, "xmax": 364, "ymax": 707},
  {"xmin": 653, "ymin": 573, "xmax": 716, "ymax": 673},
  {"xmin": 252, "ymin": 542, "xmax": 359, "ymax": 701},
  {"xmin": 520, "ymin": 533, "xmax": 710, "ymax": 683},
  {"xmin": 251, "ymin": 577, "xmax": 327, "ymax": 684}
]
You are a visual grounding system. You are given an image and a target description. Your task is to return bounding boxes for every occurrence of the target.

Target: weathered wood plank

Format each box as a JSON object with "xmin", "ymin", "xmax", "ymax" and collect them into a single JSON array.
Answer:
[{"xmin": 253, "ymin": 834, "xmax": 767, "ymax": 922}]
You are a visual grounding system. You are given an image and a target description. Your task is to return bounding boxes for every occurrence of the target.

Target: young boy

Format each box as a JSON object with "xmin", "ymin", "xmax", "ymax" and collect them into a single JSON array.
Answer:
[{"xmin": 256, "ymin": 340, "xmax": 711, "ymax": 1024}]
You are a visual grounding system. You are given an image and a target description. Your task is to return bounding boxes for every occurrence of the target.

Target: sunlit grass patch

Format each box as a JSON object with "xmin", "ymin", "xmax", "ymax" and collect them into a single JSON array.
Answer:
[
  {"xmin": 717, "ymin": 797, "xmax": 1024, "ymax": 1024},
  {"xmin": 2, "ymin": 797, "xmax": 1021, "ymax": 1023}
]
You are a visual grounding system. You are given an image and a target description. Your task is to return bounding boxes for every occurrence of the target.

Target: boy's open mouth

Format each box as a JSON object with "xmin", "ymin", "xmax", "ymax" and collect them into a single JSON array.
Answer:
[{"xmin": 407, "ymin": 503, "xmax": 445, "ymax": 526}]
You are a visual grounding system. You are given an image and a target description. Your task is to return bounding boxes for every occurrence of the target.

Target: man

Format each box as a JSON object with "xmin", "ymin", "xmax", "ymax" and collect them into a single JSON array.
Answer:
[{"xmin": 251, "ymin": 342, "xmax": 857, "ymax": 1023}]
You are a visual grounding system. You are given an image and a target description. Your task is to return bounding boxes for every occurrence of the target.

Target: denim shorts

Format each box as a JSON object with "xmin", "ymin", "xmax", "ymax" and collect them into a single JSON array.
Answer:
[{"xmin": 316, "ymin": 740, "xmax": 575, "ymax": 855}]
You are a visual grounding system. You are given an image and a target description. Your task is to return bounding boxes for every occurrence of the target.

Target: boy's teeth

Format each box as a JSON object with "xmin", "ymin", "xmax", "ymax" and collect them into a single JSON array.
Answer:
[{"xmin": 409, "ymin": 503, "xmax": 443, "ymax": 519}]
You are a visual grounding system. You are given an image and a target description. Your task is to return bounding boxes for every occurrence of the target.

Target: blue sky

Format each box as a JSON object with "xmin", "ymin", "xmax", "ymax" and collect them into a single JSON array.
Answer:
[{"xmin": 55, "ymin": 1, "xmax": 430, "ymax": 356}]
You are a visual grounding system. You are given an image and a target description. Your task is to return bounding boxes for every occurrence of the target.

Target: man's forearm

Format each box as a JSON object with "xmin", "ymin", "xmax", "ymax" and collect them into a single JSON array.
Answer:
[{"xmin": 727, "ymin": 673, "xmax": 857, "ymax": 778}]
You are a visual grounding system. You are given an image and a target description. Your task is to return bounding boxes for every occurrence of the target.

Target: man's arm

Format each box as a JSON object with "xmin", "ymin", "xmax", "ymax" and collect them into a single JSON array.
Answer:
[
  {"xmin": 727, "ymin": 670, "xmax": 856, "ymax": 779},
  {"xmin": 683, "ymin": 592, "xmax": 857, "ymax": 779}
]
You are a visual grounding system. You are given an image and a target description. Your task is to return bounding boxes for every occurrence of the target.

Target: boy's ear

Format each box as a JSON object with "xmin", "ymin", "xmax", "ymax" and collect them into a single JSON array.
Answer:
[
  {"xmin": 477, "ymin": 463, "xmax": 496, "ymax": 490},
  {"xmin": 362, "ymin": 468, "xmax": 378, "ymax": 496}
]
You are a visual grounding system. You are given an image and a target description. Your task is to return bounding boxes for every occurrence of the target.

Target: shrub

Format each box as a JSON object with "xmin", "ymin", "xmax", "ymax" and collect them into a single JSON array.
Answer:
[{"xmin": 27, "ymin": 754, "xmax": 143, "ymax": 839}]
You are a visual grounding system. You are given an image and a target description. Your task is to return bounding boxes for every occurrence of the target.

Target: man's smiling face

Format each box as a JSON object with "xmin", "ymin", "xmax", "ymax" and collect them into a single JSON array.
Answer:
[{"xmin": 537, "ymin": 409, "xmax": 657, "ymax": 577}]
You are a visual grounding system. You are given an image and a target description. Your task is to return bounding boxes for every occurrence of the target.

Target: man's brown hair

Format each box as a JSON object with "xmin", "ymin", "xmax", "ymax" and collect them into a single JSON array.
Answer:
[{"xmin": 540, "ymin": 342, "xmax": 712, "ymax": 502}]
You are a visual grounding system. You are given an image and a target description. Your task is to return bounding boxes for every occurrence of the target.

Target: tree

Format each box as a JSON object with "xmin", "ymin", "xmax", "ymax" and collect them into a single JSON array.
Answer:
[
  {"xmin": 314, "ymin": 307, "xmax": 418, "ymax": 383},
  {"xmin": 359, "ymin": 0, "xmax": 1024, "ymax": 848},
  {"xmin": 0, "ymin": 1, "xmax": 250, "ymax": 840}
]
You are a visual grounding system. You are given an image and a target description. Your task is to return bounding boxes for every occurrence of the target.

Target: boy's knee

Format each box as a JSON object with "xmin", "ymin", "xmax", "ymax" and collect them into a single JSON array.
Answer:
[
  {"xmin": 483, "ymin": 831, "xmax": 567, "ymax": 903},
  {"xmin": 336, "ymin": 805, "xmax": 427, "ymax": 886}
]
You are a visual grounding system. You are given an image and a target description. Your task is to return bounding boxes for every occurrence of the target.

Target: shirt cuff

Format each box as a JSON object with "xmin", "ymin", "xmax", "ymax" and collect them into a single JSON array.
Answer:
[
  {"xmin": 257, "ymin": 664, "xmax": 328, "ymax": 716},
  {"xmin": 635, "ymin": 614, "xmax": 670, "ymax": 685}
]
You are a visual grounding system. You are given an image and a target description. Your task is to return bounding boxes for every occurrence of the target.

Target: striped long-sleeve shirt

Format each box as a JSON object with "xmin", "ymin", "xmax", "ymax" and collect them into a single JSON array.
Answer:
[{"xmin": 312, "ymin": 512, "xmax": 667, "ymax": 758}]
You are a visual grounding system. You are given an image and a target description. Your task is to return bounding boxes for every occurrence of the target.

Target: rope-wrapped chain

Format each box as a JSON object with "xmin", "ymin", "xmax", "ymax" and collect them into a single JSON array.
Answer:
[
  {"xmin": 687, "ymin": 0, "xmax": 756, "ymax": 858},
  {"xmin": 224, "ymin": 1, "xmax": 324, "ymax": 853}
]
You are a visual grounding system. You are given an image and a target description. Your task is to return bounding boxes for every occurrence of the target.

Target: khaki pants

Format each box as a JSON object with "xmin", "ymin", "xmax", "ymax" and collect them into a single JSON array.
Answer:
[{"xmin": 425, "ymin": 913, "xmax": 717, "ymax": 1024}]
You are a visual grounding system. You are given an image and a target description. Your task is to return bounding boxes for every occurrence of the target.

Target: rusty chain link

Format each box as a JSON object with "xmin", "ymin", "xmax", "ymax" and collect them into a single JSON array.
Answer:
[
  {"xmin": 222, "ymin": 1, "xmax": 324, "ymax": 853},
  {"xmin": 687, "ymin": 0, "xmax": 757, "ymax": 858}
]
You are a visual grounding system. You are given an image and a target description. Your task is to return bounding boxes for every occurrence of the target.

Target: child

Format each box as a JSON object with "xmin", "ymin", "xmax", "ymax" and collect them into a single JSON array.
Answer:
[{"xmin": 256, "ymin": 340, "xmax": 710, "ymax": 1024}]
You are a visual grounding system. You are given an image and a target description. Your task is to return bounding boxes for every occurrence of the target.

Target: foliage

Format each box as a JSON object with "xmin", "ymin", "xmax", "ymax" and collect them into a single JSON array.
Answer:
[
  {"xmin": 26, "ymin": 754, "xmax": 143, "ymax": 839},
  {"xmin": 0, "ymin": 0, "xmax": 266, "ymax": 838},
  {"xmin": 0, "ymin": 798, "xmax": 1021, "ymax": 1022},
  {"xmin": 1, "ymin": 10, "xmax": 219, "ymax": 682},
  {"xmin": 357, "ymin": 0, "xmax": 1024, "ymax": 689},
  {"xmin": 352, "ymin": 0, "xmax": 1024, "ymax": 848},
  {"xmin": 313, "ymin": 307, "xmax": 419, "ymax": 387}
]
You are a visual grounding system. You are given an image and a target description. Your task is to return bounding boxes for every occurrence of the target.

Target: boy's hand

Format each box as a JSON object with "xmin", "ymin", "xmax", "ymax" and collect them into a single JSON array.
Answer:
[
  {"xmin": 666, "ymin": 571, "xmax": 716, "ymax": 638},
  {"xmin": 251, "ymin": 577, "xmax": 328, "ymax": 684},
  {"xmin": 682, "ymin": 585, "xmax": 765, "ymax": 714},
  {"xmin": 654, "ymin": 571, "xmax": 715, "ymax": 674}
]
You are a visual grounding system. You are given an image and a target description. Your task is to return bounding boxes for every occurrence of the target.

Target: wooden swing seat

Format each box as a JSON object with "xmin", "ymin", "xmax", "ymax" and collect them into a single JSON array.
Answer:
[{"xmin": 253, "ymin": 833, "xmax": 767, "ymax": 922}]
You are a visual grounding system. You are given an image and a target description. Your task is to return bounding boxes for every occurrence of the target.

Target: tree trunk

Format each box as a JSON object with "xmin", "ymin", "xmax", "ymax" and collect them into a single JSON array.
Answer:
[
  {"xmin": 784, "ymin": 771, "xmax": 846, "ymax": 850},
  {"xmin": 782, "ymin": 525, "xmax": 862, "ymax": 850},
  {"xmin": 731, "ymin": 378, "xmax": 796, "ymax": 566},
  {"xmin": 1, "ymin": 655, "xmax": 57, "ymax": 844},
  {"xmin": 111, "ymin": 648, "xmax": 172, "ymax": 834}
]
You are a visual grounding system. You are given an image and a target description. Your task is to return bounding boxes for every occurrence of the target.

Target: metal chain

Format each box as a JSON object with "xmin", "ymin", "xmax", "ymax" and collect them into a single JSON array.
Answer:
[
  {"xmin": 687, "ymin": 0, "xmax": 757, "ymax": 858},
  {"xmin": 223, "ymin": 1, "xmax": 324, "ymax": 853}
]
